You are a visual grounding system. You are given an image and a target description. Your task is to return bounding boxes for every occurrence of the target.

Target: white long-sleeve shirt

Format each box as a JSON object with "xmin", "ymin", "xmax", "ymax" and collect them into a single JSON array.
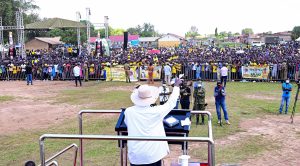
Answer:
[
  {"xmin": 124, "ymin": 86, "xmax": 180, "ymax": 164},
  {"xmin": 73, "ymin": 66, "xmax": 80, "ymax": 77}
]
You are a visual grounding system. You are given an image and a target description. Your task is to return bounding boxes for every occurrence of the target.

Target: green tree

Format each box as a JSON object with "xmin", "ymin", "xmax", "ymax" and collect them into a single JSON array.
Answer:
[
  {"xmin": 215, "ymin": 27, "xmax": 218, "ymax": 38},
  {"xmin": 111, "ymin": 28, "xmax": 125, "ymax": 35},
  {"xmin": 234, "ymin": 32, "xmax": 240, "ymax": 36},
  {"xmin": 0, "ymin": 0, "xmax": 40, "ymax": 42},
  {"xmin": 126, "ymin": 23, "xmax": 155, "ymax": 37},
  {"xmin": 219, "ymin": 31, "xmax": 228, "ymax": 38},
  {"xmin": 241, "ymin": 28, "xmax": 254, "ymax": 35},
  {"xmin": 141, "ymin": 23, "xmax": 155, "ymax": 37},
  {"xmin": 292, "ymin": 26, "xmax": 300, "ymax": 40},
  {"xmin": 127, "ymin": 27, "xmax": 140, "ymax": 35},
  {"xmin": 185, "ymin": 26, "xmax": 199, "ymax": 38}
]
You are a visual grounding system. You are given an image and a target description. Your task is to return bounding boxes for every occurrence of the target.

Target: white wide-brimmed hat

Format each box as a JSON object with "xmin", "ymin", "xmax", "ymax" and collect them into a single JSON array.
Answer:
[{"xmin": 131, "ymin": 85, "xmax": 159, "ymax": 106}]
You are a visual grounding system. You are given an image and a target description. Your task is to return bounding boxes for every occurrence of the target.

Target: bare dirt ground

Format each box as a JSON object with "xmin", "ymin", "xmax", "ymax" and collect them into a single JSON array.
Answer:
[
  {"xmin": 1, "ymin": 81, "xmax": 300, "ymax": 165},
  {"xmin": 239, "ymin": 116, "xmax": 300, "ymax": 166},
  {"xmin": 0, "ymin": 81, "xmax": 81, "ymax": 135}
]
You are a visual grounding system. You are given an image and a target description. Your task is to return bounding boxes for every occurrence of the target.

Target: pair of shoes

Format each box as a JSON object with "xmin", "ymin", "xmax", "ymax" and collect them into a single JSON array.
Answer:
[
  {"xmin": 217, "ymin": 120, "xmax": 221, "ymax": 124},
  {"xmin": 284, "ymin": 112, "xmax": 288, "ymax": 114},
  {"xmin": 226, "ymin": 120, "xmax": 231, "ymax": 125}
]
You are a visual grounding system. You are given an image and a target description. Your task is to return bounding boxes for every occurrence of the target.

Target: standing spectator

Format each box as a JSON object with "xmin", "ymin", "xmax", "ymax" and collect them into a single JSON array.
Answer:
[
  {"xmin": 214, "ymin": 81, "xmax": 230, "ymax": 125},
  {"xmin": 279, "ymin": 79, "xmax": 292, "ymax": 114},
  {"xmin": 212, "ymin": 63, "xmax": 217, "ymax": 81},
  {"xmin": 220, "ymin": 64, "xmax": 228, "ymax": 87},
  {"xmin": 73, "ymin": 63, "xmax": 82, "ymax": 87},
  {"xmin": 124, "ymin": 62, "xmax": 131, "ymax": 83},
  {"xmin": 282, "ymin": 61, "xmax": 288, "ymax": 80},
  {"xmin": 192, "ymin": 62, "xmax": 197, "ymax": 80},
  {"xmin": 147, "ymin": 63, "xmax": 154, "ymax": 84},
  {"xmin": 295, "ymin": 62, "xmax": 299, "ymax": 81},
  {"xmin": 171, "ymin": 64, "xmax": 177, "ymax": 78},
  {"xmin": 272, "ymin": 63, "xmax": 278, "ymax": 80},
  {"xmin": 25, "ymin": 63, "xmax": 33, "ymax": 85},
  {"xmin": 196, "ymin": 64, "xmax": 201, "ymax": 80},
  {"xmin": 164, "ymin": 63, "xmax": 171, "ymax": 85},
  {"xmin": 54, "ymin": 63, "xmax": 58, "ymax": 80},
  {"xmin": 180, "ymin": 81, "xmax": 191, "ymax": 109},
  {"xmin": 43, "ymin": 64, "xmax": 48, "ymax": 81}
]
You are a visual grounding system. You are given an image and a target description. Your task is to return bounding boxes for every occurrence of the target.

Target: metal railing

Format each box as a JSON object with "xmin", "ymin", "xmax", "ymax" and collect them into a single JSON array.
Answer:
[
  {"xmin": 77, "ymin": 109, "xmax": 214, "ymax": 166},
  {"xmin": 45, "ymin": 160, "xmax": 58, "ymax": 166},
  {"xmin": 78, "ymin": 110, "xmax": 122, "ymax": 166},
  {"xmin": 39, "ymin": 134, "xmax": 215, "ymax": 166},
  {"xmin": 1, "ymin": 64, "xmax": 298, "ymax": 82},
  {"xmin": 38, "ymin": 143, "xmax": 78, "ymax": 166}
]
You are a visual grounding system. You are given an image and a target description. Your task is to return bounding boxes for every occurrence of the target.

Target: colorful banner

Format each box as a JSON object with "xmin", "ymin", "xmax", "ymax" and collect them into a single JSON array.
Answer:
[
  {"xmin": 139, "ymin": 66, "xmax": 162, "ymax": 80},
  {"xmin": 242, "ymin": 66, "xmax": 269, "ymax": 79},
  {"xmin": 105, "ymin": 65, "xmax": 138, "ymax": 82}
]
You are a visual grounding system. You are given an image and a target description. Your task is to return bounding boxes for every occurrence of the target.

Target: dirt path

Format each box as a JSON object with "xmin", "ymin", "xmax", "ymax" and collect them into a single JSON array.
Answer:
[
  {"xmin": 0, "ymin": 81, "xmax": 81, "ymax": 135},
  {"xmin": 239, "ymin": 115, "xmax": 300, "ymax": 166},
  {"xmin": 163, "ymin": 115, "xmax": 300, "ymax": 166}
]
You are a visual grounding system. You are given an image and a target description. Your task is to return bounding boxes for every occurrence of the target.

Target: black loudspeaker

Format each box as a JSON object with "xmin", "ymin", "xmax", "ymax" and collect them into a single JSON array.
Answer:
[
  {"xmin": 100, "ymin": 41, "xmax": 103, "ymax": 56},
  {"xmin": 123, "ymin": 32, "xmax": 128, "ymax": 50}
]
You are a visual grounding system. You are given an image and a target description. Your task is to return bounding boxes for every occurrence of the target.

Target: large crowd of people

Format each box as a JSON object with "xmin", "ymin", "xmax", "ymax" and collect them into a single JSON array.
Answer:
[{"xmin": 0, "ymin": 41, "xmax": 299, "ymax": 81}]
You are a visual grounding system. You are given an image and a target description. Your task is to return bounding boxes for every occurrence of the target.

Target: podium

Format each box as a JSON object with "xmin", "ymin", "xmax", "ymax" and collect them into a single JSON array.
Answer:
[{"xmin": 115, "ymin": 109, "xmax": 191, "ymax": 165}]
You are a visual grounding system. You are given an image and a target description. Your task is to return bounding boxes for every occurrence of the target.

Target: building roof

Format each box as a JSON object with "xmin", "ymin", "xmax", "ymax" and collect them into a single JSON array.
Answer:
[
  {"xmin": 25, "ymin": 18, "xmax": 86, "ymax": 30},
  {"xmin": 109, "ymin": 35, "xmax": 139, "ymax": 42},
  {"xmin": 34, "ymin": 37, "xmax": 63, "ymax": 45},
  {"xmin": 167, "ymin": 33, "xmax": 185, "ymax": 40},
  {"xmin": 90, "ymin": 37, "xmax": 98, "ymax": 43},
  {"xmin": 139, "ymin": 37, "xmax": 159, "ymax": 42}
]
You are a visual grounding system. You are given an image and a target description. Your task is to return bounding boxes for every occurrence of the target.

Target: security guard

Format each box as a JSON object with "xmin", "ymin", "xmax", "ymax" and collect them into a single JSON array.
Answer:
[{"xmin": 193, "ymin": 81, "xmax": 206, "ymax": 125}]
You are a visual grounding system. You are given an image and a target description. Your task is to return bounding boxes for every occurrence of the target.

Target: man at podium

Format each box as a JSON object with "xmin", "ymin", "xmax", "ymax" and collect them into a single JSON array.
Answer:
[{"xmin": 124, "ymin": 79, "xmax": 182, "ymax": 166}]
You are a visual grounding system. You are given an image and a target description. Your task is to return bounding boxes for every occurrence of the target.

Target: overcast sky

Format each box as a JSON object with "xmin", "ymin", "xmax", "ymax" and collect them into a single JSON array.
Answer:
[{"xmin": 35, "ymin": 0, "xmax": 300, "ymax": 36}]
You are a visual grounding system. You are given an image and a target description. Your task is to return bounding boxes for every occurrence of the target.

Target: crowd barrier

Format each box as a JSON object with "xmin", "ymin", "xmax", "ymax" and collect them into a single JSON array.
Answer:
[{"xmin": 0, "ymin": 64, "xmax": 298, "ymax": 82}]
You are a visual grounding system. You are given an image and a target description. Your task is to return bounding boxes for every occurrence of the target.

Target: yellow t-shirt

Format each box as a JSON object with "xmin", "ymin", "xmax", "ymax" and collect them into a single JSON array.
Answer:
[
  {"xmin": 212, "ymin": 65, "xmax": 217, "ymax": 73},
  {"xmin": 68, "ymin": 48, "xmax": 72, "ymax": 53},
  {"xmin": 231, "ymin": 66, "xmax": 237, "ymax": 73},
  {"xmin": 13, "ymin": 66, "xmax": 17, "ymax": 74},
  {"xmin": 172, "ymin": 66, "xmax": 176, "ymax": 74}
]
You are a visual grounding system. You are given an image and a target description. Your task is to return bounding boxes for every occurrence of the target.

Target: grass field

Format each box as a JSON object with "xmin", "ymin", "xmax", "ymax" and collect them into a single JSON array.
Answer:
[
  {"xmin": 0, "ymin": 96, "xmax": 14, "ymax": 103},
  {"xmin": 0, "ymin": 81, "xmax": 299, "ymax": 166}
]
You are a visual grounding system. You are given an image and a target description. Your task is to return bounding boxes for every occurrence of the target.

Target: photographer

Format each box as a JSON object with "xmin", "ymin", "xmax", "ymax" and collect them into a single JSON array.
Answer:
[
  {"xmin": 279, "ymin": 79, "xmax": 293, "ymax": 114},
  {"xmin": 214, "ymin": 81, "xmax": 230, "ymax": 125},
  {"xmin": 180, "ymin": 80, "xmax": 191, "ymax": 109},
  {"xmin": 159, "ymin": 81, "xmax": 170, "ymax": 105}
]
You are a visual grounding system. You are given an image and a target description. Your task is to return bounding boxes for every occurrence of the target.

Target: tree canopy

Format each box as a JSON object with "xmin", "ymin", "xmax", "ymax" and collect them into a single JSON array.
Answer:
[
  {"xmin": 185, "ymin": 26, "xmax": 199, "ymax": 38},
  {"xmin": 241, "ymin": 28, "xmax": 254, "ymax": 35},
  {"xmin": 292, "ymin": 26, "xmax": 300, "ymax": 40},
  {"xmin": 0, "ymin": 0, "xmax": 41, "ymax": 42},
  {"xmin": 127, "ymin": 23, "xmax": 156, "ymax": 37}
]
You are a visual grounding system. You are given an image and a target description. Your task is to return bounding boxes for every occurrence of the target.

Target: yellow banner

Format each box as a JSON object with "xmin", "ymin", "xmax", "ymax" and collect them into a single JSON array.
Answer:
[
  {"xmin": 105, "ymin": 65, "xmax": 138, "ymax": 82},
  {"xmin": 242, "ymin": 66, "xmax": 269, "ymax": 79},
  {"xmin": 139, "ymin": 66, "xmax": 162, "ymax": 80}
]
